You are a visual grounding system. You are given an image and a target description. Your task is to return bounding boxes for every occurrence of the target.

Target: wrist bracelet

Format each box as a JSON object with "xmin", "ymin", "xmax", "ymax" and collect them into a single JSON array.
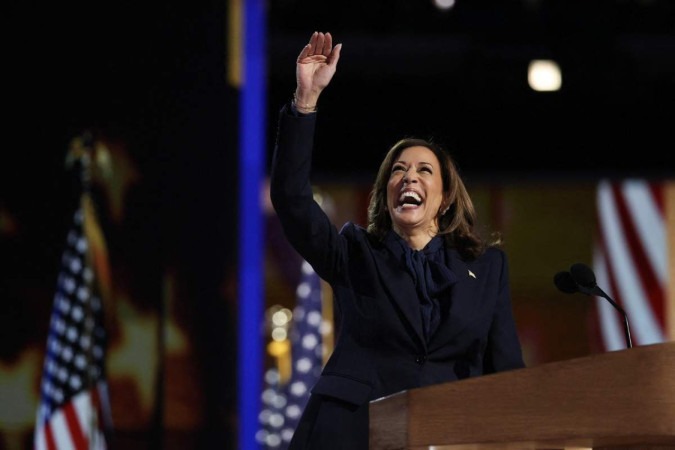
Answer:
[{"xmin": 293, "ymin": 93, "xmax": 317, "ymax": 113}]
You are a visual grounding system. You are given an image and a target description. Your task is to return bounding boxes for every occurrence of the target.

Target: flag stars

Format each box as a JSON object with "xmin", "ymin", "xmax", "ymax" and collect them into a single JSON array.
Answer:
[
  {"xmin": 301, "ymin": 333, "xmax": 318, "ymax": 350},
  {"xmin": 285, "ymin": 404, "xmax": 302, "ymax": 419},
  {"xmin": 58, "ymin": 295, "xmax": 71, "ymax": 313},
  {"xmin": 46, "ymin": 360, "xmax": 57, "ymax": 375},
  {"xmin": 271, "ymin": 393, "xmax": 286, "ymax": 409},
  {"xmin": 74, "ymin": 354, "xmax": 86, "ymax": 370},
  {"xmin": 71, "ymin": 305, "xmax": 83, "ymax": 321},
  {"xmin": 69, "ymin": 256, "xmax": 82, "ymax": 274},
  {"xmin": 49, "ymin": 339, "xmax": 61, "ymax": 354},
  {"xmin": 296, "ymin": 282, "xmax": 311, "ymax": 298},
  {"xmin": 62, "ymin": 347, "xmax": 73, "ymax": 362},
  {"xmin": 69, "ymin": 375, "xmax": 81, "ymax": 390},
  {"xmin": 63, "ymin": 276, "xmax": 76, "ymax": 294},
  {"xmin": 268, "ymin": 412, "xmax": 284, "ymax": 428},
  {"xmin": 295, "ymin": 357, "xmax": 312, "ymax": 373},
  {"xmin": 262, "ymin": 387, "xmax": 278, "ymax": 404},
  {"xmin": 75, "ymin": 237, "xmax": 87, "ymax": 253},
  {"xmin": 66, "ymin": 326, "xmax": 78, "ymax": 343},
  {"xmin": 289, "ymin": 381, "xmax": 307, "ymax": 397},
  {"xmin": 307, "ymin": 310, "xmax": 322, "ymax": 327},
  {"xmin": 54, "ymin": 317, "xmax": 66, "ymax": 335},
  {"xmin": 76, "ymin": 286, "xmax": 89, "ymax": 301},
  {"xmin": 42, "ymin": 380, "xmax": 52, "ymax": 396}
]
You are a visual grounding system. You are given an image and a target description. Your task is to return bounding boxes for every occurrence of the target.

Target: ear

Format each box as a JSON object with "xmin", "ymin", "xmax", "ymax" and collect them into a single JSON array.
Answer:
[{"xmin": 440, "ymin": 198, "xmax": 450, "ymax": 215}]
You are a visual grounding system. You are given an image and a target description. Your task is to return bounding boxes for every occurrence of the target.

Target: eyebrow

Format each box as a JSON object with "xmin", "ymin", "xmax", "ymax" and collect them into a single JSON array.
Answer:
[{"xmin": 394, "ymin": 160, "xmax": 434, "ymax": 166}]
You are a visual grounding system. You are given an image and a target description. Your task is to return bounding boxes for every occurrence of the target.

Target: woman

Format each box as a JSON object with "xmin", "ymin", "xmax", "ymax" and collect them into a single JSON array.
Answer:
[{"xmin": 270, "ymin": 31, "xmax": 525, "ymax": 450}]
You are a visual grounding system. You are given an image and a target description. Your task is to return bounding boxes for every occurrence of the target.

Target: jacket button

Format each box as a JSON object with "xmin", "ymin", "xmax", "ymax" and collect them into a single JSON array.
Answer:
[{"xmin": 415, "ymin": 355, "xmax": 426, "ymax": 365}]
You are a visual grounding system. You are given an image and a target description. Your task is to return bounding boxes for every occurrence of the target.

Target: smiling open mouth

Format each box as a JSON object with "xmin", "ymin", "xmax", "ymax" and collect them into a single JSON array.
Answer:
[{"xmin": 399, "ymin": 191, "xmax": 422, "ymax": 207}]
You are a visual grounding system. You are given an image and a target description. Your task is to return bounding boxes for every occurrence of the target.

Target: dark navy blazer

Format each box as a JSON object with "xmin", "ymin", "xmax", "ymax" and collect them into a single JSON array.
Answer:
[{"xmin": 270, "ymin": 102, "xmax": 525, "ymax": 411}]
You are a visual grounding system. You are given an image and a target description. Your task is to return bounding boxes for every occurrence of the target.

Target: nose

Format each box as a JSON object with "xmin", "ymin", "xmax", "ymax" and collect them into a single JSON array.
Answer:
[{"xmin": 403, "ymin": 170, "xmax": 418, "ymax": 183}]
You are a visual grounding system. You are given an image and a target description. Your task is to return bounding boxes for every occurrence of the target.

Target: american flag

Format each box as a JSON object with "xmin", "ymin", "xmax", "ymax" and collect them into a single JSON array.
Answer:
[
  {"xmin": 258, "ymin": 260, "xmax": 324, "ymax": 449},
  {"xmin": 34, "ymin": 204, "xmax": 112, "ymax": 450},
  {"xmin": 593, "ymin": 178, "xmax": 669, "ymax": 351}
]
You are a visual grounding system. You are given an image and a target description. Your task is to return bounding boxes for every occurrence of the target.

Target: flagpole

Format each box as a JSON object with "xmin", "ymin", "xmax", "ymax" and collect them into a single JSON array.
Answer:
[{"xmin": 83, "ymin": 137, "xmax": 100, "ymax": 450}]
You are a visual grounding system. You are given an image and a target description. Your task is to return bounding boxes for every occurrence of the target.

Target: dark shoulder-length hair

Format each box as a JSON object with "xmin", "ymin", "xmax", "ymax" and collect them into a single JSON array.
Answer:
[{"xmin": 366, "ymin": 137, "xmax": 499, "ymax": 260}]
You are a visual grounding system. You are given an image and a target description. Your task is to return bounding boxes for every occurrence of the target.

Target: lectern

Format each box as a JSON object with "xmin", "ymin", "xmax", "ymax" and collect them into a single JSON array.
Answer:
[{"xmin": 370, "ymin": 341, "xmax": 675, "ymax": 450}]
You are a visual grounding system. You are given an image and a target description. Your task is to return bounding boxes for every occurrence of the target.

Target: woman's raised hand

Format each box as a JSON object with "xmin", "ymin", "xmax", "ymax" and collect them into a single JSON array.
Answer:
[{"xmin": 294, "ymin": 31, "xmax": 342, "ymax": 111}]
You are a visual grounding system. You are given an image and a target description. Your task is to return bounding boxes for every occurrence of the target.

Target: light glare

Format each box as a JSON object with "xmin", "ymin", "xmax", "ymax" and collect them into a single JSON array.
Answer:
[{"xmin": 528, "ymin": 59, "xmax": 562, "ymax": 92}]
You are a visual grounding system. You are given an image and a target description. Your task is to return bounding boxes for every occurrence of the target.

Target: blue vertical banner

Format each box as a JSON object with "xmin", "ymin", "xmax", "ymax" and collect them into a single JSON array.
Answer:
[{"xmin": 238, "ymin": 0, "xmax": 266, "ymax": 449}]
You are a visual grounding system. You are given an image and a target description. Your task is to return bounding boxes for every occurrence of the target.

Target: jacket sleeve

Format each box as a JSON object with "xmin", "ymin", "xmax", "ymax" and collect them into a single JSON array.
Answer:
[
  {"xmin": 483, "ymin": 248, "xmax": 526, "ymax": 373},
  {"xmin": 269, "ymin": 103, "xmax": 347, "ymax": 284}
]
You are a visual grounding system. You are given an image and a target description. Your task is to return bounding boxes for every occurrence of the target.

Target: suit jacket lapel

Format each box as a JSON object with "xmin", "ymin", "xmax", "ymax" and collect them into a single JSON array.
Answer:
[{"xmin": 429, "ymin": 249, "xmax": 477, "ymax": 349}]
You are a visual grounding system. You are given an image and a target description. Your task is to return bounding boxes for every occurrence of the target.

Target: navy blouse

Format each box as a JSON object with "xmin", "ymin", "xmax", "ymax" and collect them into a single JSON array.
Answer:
[{"xmin": 383, "ymin": 230, "xmax": 459, "ymax": 342}]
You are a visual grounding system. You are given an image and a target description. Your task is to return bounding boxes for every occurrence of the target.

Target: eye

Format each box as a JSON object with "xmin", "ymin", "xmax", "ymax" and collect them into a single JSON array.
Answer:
[
  {"xmin": 419, "ymin": 166, "xmax": 432, "ymax": 173},
  {"xmin": 392, "ymin": 164, "xmax": 406, "ymax": 173}
]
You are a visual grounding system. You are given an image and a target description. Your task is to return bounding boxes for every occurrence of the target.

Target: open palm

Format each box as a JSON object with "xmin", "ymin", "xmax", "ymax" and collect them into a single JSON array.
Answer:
[{"xmin": 295, "ymin": 32, "xmax": 342, "ymax": 102}]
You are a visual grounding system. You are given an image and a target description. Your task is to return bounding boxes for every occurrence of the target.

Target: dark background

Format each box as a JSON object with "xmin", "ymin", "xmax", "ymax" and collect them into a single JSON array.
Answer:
[
  {"xmin": 5, "ymin": 1, "xmax": 236, "ymax": 294},
  {"xmin": 266, "ymin": 0, "xmax": 675, "ymax": 179},
  {"xmin": 6, "ymin": 1, "xmax": 675, "ymax": 190}
]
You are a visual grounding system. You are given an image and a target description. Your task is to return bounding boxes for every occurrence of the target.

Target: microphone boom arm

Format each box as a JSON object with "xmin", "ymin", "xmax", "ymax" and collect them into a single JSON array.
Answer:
[{"xmin": 594, "ymin": 286, "xmax": 633, "ymax": 349}]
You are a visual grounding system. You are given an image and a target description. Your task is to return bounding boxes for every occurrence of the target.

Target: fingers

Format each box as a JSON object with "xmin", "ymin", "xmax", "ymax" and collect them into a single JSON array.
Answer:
[
  {"xmin": 320, "ymin": 33, "xmax": 331, "ymax": 57},
  {"xmin": 327, "ymin": 43, "xmax": 342, "ymax": 66},
  {"xmin": 298, "ymin": 31, "xmax": 341, "ymax": 64},
  {"xmin": 297, "ymin": 31, "xmax": 317, "ymax": 60},
  {"xmin": 314, "ymin": 32, "xmax": 326, "ymax": 55},
  {"xmin": 306, "ymin": 31, "xmax": 335, "ymax": 56},
  {"xmin": 308, "ymin": 31, "xmax": 319, "ymax": 54},
  {"xmin": 297, "ymin": 31, "xmax": 316, "ymax": 59}
]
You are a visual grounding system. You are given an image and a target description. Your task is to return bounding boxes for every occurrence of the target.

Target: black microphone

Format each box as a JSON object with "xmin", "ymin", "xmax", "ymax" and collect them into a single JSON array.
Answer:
[
  {"xmin": 554, "ymin": 263, "xmax": 633, "ymax": 349},
  {"xmin": 553, "ymin": 270, "xmax": 578, "ymax": 294}
]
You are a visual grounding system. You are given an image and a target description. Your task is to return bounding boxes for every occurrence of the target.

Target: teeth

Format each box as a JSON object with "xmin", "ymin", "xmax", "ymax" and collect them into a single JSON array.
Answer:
[{"xmin": 399, "ymin": 191, "xmax": 422, "ymax": 203}]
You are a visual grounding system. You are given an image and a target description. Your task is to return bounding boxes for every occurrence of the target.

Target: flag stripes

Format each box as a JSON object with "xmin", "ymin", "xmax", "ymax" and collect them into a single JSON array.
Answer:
[
  {"xmin": 34, "ymin": 204, "xmax": 112, "ymax": 450},
  {"xmin": 35, "ymin": 388, "xmax": 108, "ymax": 450},
  {"xmin": 594, "ymin": 179, "xmax": 667, "ymax": 351}
]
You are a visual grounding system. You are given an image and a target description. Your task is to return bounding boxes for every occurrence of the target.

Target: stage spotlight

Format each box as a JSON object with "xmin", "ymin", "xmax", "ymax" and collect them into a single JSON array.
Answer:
[
  {"xmin": 433, "ymin": 0, "xmax": 456, "ymax": 11},
  {"xmin": 528, "ymin": 59, "xmax": 562, "ymax": 92}
]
